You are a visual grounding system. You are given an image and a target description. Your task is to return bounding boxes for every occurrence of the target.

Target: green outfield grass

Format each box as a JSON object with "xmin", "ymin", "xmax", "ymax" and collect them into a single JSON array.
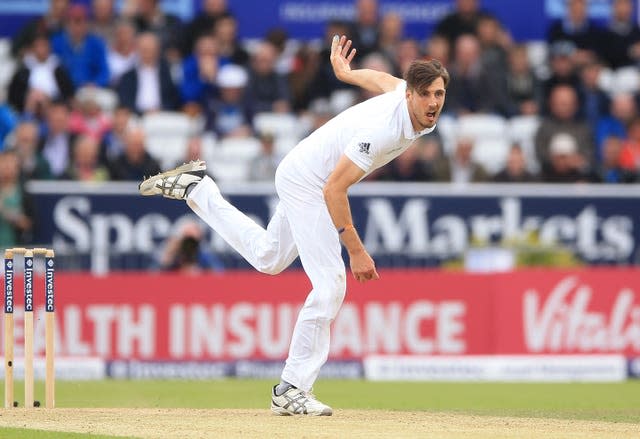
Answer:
[
  {"xmin": 1, "ymin": 380, "xmax": 639, "ymax": 438},
  {"xmin": 3, "ymin": 379, "xmax": 639, "ymax": 423}
]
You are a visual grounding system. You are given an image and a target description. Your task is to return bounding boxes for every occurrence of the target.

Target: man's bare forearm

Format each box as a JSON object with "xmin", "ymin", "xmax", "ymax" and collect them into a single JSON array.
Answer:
[
  {"xmin": 323, "ymin": 186, "xmax": 366, "ymax": 256},
  {"xmin": 336, "ymin": 68, "xmax": 402, "ymax": 94}
]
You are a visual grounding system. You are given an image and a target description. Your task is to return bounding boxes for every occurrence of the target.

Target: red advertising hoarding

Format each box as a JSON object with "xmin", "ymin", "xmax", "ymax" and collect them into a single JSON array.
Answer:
[{"xmin": 2, "ymin": 269, "xmax": 639, "ymax": 360}]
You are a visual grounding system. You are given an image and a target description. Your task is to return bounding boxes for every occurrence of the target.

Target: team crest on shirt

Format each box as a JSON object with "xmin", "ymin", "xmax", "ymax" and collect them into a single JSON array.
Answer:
[{"xmin": 358, "ymin": 142, "xmax": 371, "ymax": 154}]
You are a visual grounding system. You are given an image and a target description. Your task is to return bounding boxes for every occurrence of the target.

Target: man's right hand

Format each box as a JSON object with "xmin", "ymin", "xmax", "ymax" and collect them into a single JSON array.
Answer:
[
  {"xmin": 330, "ymin": 35, "xmax": 357, "ymax": 82},
  {"xmin": 349, "ymin": 248, "xmax": 380, "ymax": 283}
]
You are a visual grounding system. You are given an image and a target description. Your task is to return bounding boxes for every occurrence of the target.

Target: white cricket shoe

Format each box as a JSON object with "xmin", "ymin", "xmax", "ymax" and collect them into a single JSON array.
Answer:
[
  {"xmin": 138, "ymin": 160, "xmax": 206, "ymax": 200},
  {"xmin": 271, "ymin": 385, "xmax": 333, "ymax": 416}
]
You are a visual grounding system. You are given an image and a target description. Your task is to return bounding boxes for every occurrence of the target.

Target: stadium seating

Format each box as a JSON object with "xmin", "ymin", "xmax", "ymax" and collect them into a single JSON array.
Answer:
[
  {"xmin": 457, "ymin": 114, "xmax": 510, "ymax": 174},
  {"xmin": 208, "ymin": 136, "xmax": 262, "ymax": 182},
  {"xmin": 142, "ymin": 112, "xmax": 200, "ymax": 169}
]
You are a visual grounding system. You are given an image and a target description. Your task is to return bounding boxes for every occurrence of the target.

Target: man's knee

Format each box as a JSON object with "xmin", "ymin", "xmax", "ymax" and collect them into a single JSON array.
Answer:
[
  {"xmin": 256, "ymin": 262, "xmax": 286, "ymax": 275},
  {"xmin": 308, "ymin": 269, "xmax": 347, "ymax": 319}
]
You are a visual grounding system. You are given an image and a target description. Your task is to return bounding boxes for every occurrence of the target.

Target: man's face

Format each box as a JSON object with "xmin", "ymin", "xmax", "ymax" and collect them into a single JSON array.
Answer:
[{"xmin": 406, "ymin": 77, "xmax": 446, "ymax": 130}]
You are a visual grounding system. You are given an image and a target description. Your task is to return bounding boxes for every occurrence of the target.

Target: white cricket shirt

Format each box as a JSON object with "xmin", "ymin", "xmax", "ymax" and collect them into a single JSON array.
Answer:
[{"xmin": 283, "ymin": 81, "xmax": 435, "ymax": 186}]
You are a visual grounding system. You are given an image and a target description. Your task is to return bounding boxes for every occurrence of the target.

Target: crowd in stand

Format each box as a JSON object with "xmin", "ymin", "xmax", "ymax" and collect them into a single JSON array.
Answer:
[{"xmin": 2, "ymin": 0, "xmax": 640, "ymax": 248}]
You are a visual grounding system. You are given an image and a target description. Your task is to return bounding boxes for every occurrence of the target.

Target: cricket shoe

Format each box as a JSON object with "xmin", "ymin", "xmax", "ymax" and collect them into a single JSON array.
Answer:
[
  {"xmin": 271, "ymin": 385, "xmax": 333, "ymax": 416},
  {"xmin": 138, "ymin": 160, "xmax": 206, "ymax": 200}
]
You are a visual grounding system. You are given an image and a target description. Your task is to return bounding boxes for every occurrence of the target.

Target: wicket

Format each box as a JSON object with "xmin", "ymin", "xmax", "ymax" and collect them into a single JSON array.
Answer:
[{"xmin": 3, "ymin": 247, "xmax": 55, "ymax": 409}]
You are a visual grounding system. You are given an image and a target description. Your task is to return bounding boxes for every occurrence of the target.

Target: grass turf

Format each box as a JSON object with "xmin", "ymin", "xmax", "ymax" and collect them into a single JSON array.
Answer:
[
  {"xmin": 3, "ymin": 379, "xmax": 639, "ymax": 423},
  {"xmin": 1, "ymin": 380, "xmax": 639, "ymax": 437}
]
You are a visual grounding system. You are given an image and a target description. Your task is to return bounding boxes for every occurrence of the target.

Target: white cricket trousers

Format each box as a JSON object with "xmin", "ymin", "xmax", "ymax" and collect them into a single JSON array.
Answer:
[{"xmin": 186, "ymin": 163, "xmax": 346, "ymax": 392}]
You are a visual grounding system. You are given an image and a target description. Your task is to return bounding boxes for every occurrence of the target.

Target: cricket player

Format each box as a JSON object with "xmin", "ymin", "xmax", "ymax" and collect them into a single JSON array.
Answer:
[{"xmin": 139, "ymin": 35, "xmax": 449, "ymax": 416}]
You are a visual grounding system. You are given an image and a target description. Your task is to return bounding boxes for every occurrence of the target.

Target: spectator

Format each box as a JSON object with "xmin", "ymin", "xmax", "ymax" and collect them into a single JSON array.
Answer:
[
  {"xmin": 547, "ymin": 0, "xmax": 601, "ymax": 66},
  {"xmin": 9, "ymin": 121, "xmax": 52, "ymax": 181},
  {"xmin": 180, "ymin": 136, "xmax": 207, "ymax": 166},
  {"xmin": 444, "ymin": 33, "xmax": 510, "ymax": 116},
  {"xmin": 380, "ymin": 140, "xmax": 433, "ymax": 182},
  {"xmin": 8, "ymin": 33, "xmax": 75, "ymax": 113},
  {"xmin": 62, "ymin": 135, "xmax": 109, "ymax": 181},
  {"xmin": 11, "ymin": 0, "xmax": 69, "ymax": 58},
  {"xmin": 434, "ymin": 0, "xmax": 485, "ymax": 49},
  {"xmin": 68, "ymin": 87, "xmax": 112, "ymax": 142},
  {"xmin": 357, "ymin": 52, "xmax": 394, "ymax": 101},
  {"xmin": 0, "ymin": 150, "xmax": 34, "ymax": 248},
  {"xmin": 598, "ymin": 136, "xmax": 636, "ymax": 183},
  {"xmin": 206, "ymin": 64, "xmax": 252, "ymax": 137},
  {"xmin": 394, "ymin": 39, "xmax": 422, "ymax": 77},
  {"xmin": 619, "ymin": 116, "xmax": 640, "ymax": 171},
  {"xmin": 213, "ymin": 13, "xmax": 249, "ymax": 66},
  {"xmin": 433, "ymin": 137, "xmax": 489, "ymax": 183},
  {"xmin": 0, "ymin": 104, "xmax": 17, "ymax": 148},
  {"xmin": 245, "ymin": 41, "xmax": 291, "ymax": 113},
  {"xmin": 377, "ymin": 12, "xmax": 403, "ymax": 66},
  {"xmin": 108, "ymin": 127, "xmax": 161, "ymax": 180},
  {"xmin": 578, "ymin": 61, "xmax": 609, "ymax": 127},
  {"xmin": 50, "ymin": 4, "xmax": 110, "ymax": 88},
  {"xmin": 600, "ymin": 0, "xmax": 640, "ymax": 69},
  {"xmin": 157, "ymin": 221, "xmax": 224, "ymax": 273},
  {"xmin": 181, "ymin": 34, "xmax": 220, "ymax": 114},
  {"xmin": 424, "ymin": 34, "xmax": 450, "ymax": 67},
  {"xmin": 265, "ymin": 28, "xmax": 297, "ymax": 75},
  {"xmin": 132, "ymin": 0, "xmax": 182, "ymax": 54},
  {"xmin": 596, "ymin": 93, "xmax": 637, "ymax": 159},
  {"xmin": 349, "ymin": 0, "xmax": 380, "ymax": 57},
  {"xmin": 40, "ymin": 101, "xmax": 74, "ymax": 178},
  {"xmin": 117, "ymin": 32, "xmax": 179, "ymax": 114},
  {"xmin": 102, "ymin": 105, "xmax": 133, "ymax": 161},
  {"xmin": 492, "ymin": 144, "xmax": 537, "ymax": 182},
  {"xmin": 181, "ymin": 0, "xmax": 230, "ymax": 56},
  {"xmin": 107, "ymin": 19, "xmax": 138, "ymax": 86},
  {"xmin": 307, "ymin": 21, "xmax": 356, "ymax": 103},
  {"xmin": 505, "ymin": 44, "xmax": 541, "ymax": 115},
  {"xmin": 542, "ymin": 41, "xmax": 581, "ymax": 108},
  {"xmin": 477, "ymin": 14, "xmax": 510, "ymax": 75},
  {"xmin": 91, "ymin": 0, "xmax": 118, "ymax": 43},
  {"xmin": 535, "ymin": 84, "xmax": 594, "ymax": 170},
  {"xmin": 248, "ymin": 133, "xmax": 282, "ymax": 181},
  {"xmin": 288, "ymin": 44, "xmax": 321, "ymax": 111},
  {"xmin": 542, "ymin": 132, "xmax": 592, "ymax": 182}
]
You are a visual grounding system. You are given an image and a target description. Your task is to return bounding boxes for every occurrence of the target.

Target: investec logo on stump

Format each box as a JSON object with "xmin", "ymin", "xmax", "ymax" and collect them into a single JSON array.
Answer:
[
  {"xmin": 45, "ymin": 258, "xmax": 55, "ymax": 312},
  {"xmin": 24, "ymin": 256, "xmax": 34, "ymax": 312},
  {"xmin": 4, "ymin": 258, "xmax": 13, "ymax": 313}
]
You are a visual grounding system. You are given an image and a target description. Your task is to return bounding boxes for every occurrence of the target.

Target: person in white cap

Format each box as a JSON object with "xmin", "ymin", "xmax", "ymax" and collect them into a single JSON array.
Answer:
[{"xmin": 139, "ymin": 35, "xmax": 449, "ymax": 416}]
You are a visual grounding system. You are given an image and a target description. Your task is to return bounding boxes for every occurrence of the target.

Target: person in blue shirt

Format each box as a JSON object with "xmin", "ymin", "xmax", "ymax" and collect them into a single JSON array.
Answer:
[
  {"xmin": 50, "ymin": 4, "xmax": 110, "ymax": 88},
  {"xmin": 0, "ymin": 104, "xmax": 17, "ymax": 149}
]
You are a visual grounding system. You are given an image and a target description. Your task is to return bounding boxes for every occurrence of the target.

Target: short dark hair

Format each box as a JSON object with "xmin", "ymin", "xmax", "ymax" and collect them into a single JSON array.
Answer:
[{"xmin": 405, "ymin": 59, "xmax": 450, "ymax": 92}]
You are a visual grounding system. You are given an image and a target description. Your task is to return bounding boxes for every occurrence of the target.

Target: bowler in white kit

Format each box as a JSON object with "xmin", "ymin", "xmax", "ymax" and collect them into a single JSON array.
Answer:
[{"xmin": 140, "ymin": 35, "xmax": 449, "ymax": 416}]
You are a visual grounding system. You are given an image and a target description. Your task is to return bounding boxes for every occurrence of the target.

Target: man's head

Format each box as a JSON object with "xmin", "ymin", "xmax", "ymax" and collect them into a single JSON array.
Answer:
[
  {"xmin": 405, "ymin": 59, "xmax": 449, "ymax": 130},
  {"xmin": 46, "ymin": 101, "xmax": 70, "ymax": 135},
  {"xmin": 356, "ymin": 0, "xmax": 378, "ymax": 26},
  {"xmin": 567, "ymin": 0, "xmax": 588, "ymax": 25},
  {"xmin": 549, "ymin": 132, "xmax": 578, "ymax": 173},
  {"xmin": 137, "ymin": 32, "xmax": 160, "ymax": 66},
  {"xmin": 613, "ymin": 0, "xmax": 633, "ymax": 22},
  {"xmin": 0, "ymin": 150, "xmax": 20, "ymax": 186},
  {"xmin": 66, "ymin": 4, "xmax": 89, "ymax": 43},
  {"xmin": 251, "ymin": 42, "xmax": 278, "ymax": 75},
  {"xmin": 31, "ymin": 33, "xmax": 52, "ymax": 62},
  {"xmin": 15, "ymin": 121, "xmax": 40, "ymax": 155},
  {"xmin": 124, "ymin": 127, "xmax": 147, "ymax": 163},
  {"xmin": 549, "ymin": 84, "xmax": 579, "ymax": 121}
]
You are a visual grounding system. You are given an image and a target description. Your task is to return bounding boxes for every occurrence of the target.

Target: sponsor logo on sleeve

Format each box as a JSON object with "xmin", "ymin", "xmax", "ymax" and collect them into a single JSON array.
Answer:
[{"xmin": 358, "ymin": 142, "xmax": 371, "ymax": 154}]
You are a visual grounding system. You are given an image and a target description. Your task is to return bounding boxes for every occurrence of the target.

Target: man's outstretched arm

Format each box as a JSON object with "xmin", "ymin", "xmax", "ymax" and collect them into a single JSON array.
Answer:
[
  {"xmin": 330, "ymin": 35, "xmax": 403, "ymax": 94},
  {"xmin": 323, "ymin": 154, "xmax": 379, "ymax": 283}
]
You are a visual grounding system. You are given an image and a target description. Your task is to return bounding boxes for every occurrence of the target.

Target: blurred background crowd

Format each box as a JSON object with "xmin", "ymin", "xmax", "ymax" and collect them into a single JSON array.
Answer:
[{"xmin": 2, "ymin": 0, "xmax": 640, "ymax": 251}]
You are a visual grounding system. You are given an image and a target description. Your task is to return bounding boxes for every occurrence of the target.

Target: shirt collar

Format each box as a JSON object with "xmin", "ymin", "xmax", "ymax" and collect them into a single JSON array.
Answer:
[{"xmin": 402, "ymin": 99, "xmax": 435, "ymax": 140}]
